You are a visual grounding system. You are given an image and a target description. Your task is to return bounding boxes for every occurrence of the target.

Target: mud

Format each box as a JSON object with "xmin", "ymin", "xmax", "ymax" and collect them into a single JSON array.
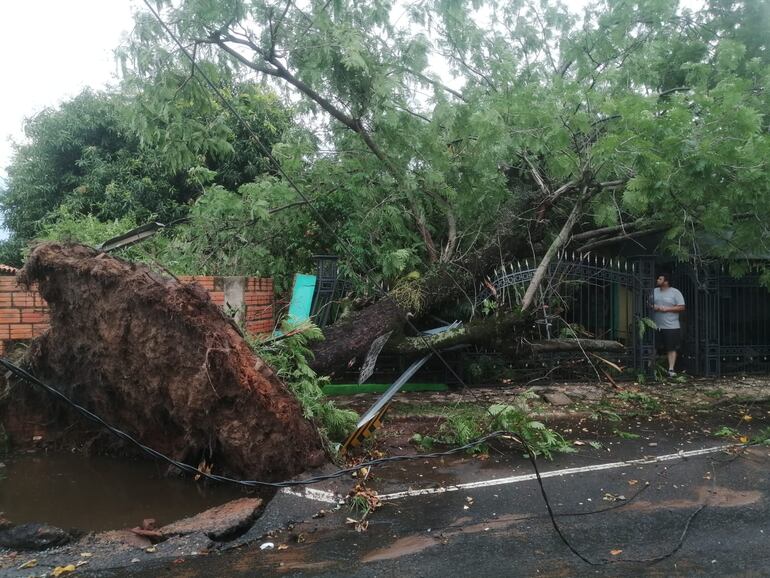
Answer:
[{"xmin": 7, "ymin": 243, "xmax": 325, "ymax": 480}]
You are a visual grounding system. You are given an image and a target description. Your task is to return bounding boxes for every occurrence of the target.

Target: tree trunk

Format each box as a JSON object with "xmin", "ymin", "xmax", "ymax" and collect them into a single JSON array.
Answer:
[
  {"xmin": 528, "ymin": 338, "xmax": 624, "ymax": 353},
  {"xmin": 386, "ymin": 312, "xmax": 524, "ymax": 355},
  {"xmin": 309, "ymin": 296, "xmax": 406, "ymax": 376}
]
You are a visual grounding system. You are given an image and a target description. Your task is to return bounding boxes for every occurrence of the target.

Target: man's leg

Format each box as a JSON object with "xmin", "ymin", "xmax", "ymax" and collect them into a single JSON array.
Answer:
[{"xmin": 667, "ymin": 349, "xmax": 677, "ymax": 373}]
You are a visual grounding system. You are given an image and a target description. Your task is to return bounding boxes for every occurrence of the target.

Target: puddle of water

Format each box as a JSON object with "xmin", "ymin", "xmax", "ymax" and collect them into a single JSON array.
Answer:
[{"xmin": 0, "ymin": 453, "xmax": 254, "ymax": 532}]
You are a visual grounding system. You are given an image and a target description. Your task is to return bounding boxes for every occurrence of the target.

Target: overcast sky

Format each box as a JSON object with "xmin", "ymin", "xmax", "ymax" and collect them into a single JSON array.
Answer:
[{"xmin": 0, "ymin": 1, "xmax": 138, "ymax": 181}]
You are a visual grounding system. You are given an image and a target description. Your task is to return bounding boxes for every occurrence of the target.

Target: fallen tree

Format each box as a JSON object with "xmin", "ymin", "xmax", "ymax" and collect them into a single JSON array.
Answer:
[{"xmin": 10, "ymin": 243, "xmax": 326, "ymax": 480}]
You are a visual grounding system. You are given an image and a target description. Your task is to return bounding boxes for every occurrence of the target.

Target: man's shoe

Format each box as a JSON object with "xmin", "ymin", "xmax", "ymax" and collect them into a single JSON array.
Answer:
[{"xmin": 668, "ymin": 369, "xmax": 676, "ymax": 378}]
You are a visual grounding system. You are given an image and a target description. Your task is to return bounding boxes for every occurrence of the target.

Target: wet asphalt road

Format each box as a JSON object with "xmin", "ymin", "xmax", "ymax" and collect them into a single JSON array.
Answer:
[{"xmin": 118, "ymin": 428, "xmax": 770, "ymax": 578}]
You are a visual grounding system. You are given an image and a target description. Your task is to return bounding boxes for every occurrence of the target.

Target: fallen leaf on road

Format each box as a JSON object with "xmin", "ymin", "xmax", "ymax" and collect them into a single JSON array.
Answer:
[
  {"xmin": 573, "ymin": 440, "xmax": 586, "ymax": 446},
  {"xmin": 742, "ymin": 415, "xmax": 753, "ymax": 422},
  {"xmin": 51, "ymin": 565, "xmax": 77, "ymax": 576},
  {"xmin": 628, "ymin": 480, "xmax": 639, "ymax": 486},
  {"xmin": 18, "ymin": 559, "xmax": 37, "ymax": 569},
  {"xmin": 603, "ymin": 493, "xmax": 625, "ymax": 502},
  {"xmin": 277, "ymin": 544, "xmax": 289, "ymax": 551},
  {"xmin": 740, "ymin": 436, "xmax": 749, "ymax": 444},
  {"xmin": 79, "ymin": 553, "xmax": 92, "ymax": 558},
  {"xmin": 610, "ymin": 549, "xmax": 623, "ymax": 556}
]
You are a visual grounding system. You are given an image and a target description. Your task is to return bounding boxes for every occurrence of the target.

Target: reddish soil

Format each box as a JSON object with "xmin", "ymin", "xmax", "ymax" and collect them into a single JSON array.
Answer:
[{"xmin": 8, "ymin": 243, "xmax": 325, "ymax": 480}]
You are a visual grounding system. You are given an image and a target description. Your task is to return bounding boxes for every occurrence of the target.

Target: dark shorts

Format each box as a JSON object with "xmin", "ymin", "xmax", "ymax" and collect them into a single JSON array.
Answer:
[{"xmin": 656, "ymin": 329, "xmax": 682, "ymax": 352}]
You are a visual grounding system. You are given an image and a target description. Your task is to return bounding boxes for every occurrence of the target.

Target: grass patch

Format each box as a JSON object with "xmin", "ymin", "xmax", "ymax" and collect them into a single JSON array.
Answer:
[
  {"xmin": 409, "ymin": 392, "xmax": 574, "ymax": 459},
  {"xmin": 617, "ymin": 391, "xmax": 661, "ymax": 414}
]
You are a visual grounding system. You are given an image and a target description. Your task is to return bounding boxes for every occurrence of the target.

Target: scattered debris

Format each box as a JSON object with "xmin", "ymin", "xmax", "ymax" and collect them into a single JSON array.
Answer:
[{"xmin": 159, "ymin": 497, "xmax": 264, "ymax": 541}]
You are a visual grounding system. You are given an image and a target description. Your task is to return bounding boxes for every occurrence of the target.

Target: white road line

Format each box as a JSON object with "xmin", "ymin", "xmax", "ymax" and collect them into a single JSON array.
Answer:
[
  {"xmin": 377, "ymin": 443, "xmax": 738, "ymax": 502},
  {"xmin": 281, "ymin": 486, "xmax": 342, "ymax": 504}
]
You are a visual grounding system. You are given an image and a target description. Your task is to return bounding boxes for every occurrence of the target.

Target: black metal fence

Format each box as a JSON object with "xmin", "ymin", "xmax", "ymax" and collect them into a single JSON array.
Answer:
[
  {"xmin": 314, "ymin": 253, "xmax": 770, "ymax": 381},
  {"xmin": 670, "ymin": 264, "xmax": 770, "ymax": 376},
  {"xmin": 478, "ymin": 255, "xmax": 770, "ymax": 379}
]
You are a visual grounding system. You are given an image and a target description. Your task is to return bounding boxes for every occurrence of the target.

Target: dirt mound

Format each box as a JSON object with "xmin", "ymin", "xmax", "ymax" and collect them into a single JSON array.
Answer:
[{"xmin": 14, "ymin": 242, "xmax": 325, "ymax": 480}]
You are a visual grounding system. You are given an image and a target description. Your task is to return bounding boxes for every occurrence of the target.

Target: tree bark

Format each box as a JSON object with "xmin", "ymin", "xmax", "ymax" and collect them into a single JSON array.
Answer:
[
  {"xmin": 521, "ymin": 187, "xmax": 588, "ymax": 312},
  {"xmin": 385, "ymin": 312, "xmax": 523, "ymax": 355},
  {"xmin": 528, "ymin": 338, "xmax": 624, "ymax": 353},
  {"xmin": 309, "ymin": 296, "xmax": 406, "ymax": 376}
]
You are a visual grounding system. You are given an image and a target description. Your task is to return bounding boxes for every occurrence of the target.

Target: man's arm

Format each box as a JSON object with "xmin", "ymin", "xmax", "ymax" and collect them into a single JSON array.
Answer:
[
  {"xmin": 654, "ymin": 290, "xmax": 685, "ymax": 313},
  {"xmin": 657, "ymin": 304, "xmax": 685, "ymax": 312}
]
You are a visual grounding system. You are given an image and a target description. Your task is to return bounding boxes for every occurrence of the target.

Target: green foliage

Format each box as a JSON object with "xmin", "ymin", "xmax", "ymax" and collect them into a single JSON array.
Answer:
[
  {"xmin": 419, "ymin": 391, "xmax": 573, "ymax": 459},
  {"xmin": 637, "ymin": 317, "xmax": 658, "ymax": 339},
  {"xmin": 252, "ymin": 324, "xmax": 357, "ymax": 445},
  {"xmin": 410, "ymin": 432, "xmax": 435, "ymax": 451},
  {"xmin": 713, "ymin": 426, "xmax": 739, "ymax": 438},
  {"xmin": 750, "ymin": 427, "xmax": 770, "ymax": 446},
  {"xmin": 4, "ymin": 0, "xmax": 770, "ymax": 298},
  {"xmin": 617, "ymin": 391, "xmax": 661, "ymax": 414},
  {"xmin": 488, "ymin": 401, "xmax": 575, "ymax": 459},
  {"xmin": 0, "ymin": 77, "xmax": 295, "ymax": 269}
]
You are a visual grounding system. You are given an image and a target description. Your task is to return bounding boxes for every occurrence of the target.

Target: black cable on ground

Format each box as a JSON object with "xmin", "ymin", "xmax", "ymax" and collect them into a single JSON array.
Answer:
[
  {"xmin": 0, "ymin": 356, "xmax": 521, "ymax": 489},
  {"xmin": 4, "ymin": 354, "xmax": 732, "ymax": 567},
  {"xmin": 526, "ymin": 450, "xmax": 708, "ymax": 565}
]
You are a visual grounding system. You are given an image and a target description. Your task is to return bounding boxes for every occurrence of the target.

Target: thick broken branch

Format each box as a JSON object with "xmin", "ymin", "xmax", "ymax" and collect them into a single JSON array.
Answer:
[
  {"xmin": 521, "ymin": 187, "xmax": 589, "ymax": 312},
  {"xmin": 528, "ymin": 338, "xmax": 624, "ymax": 353},
  {"xmin": 386, "ymin": 312, "xmax": 523, "ymax": 355},
  {"xmin": 576, "ymin": 226, "xmax": 667, "ymax": 253},
  {"xmin": 571, "ymin": 220, "xmax": 645, "ymax": 243}
]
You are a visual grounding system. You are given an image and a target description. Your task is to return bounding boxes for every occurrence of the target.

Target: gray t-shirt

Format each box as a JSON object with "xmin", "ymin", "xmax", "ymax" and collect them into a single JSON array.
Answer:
[{"xmin": 653, "ymin": 287, "xmax": 685, "ymax": 329}]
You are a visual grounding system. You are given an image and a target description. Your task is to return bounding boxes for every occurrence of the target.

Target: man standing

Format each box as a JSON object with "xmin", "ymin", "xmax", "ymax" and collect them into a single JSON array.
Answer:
[{"xmin": 653, "ymin": 273, "xmax": 685, "ymax": 377}]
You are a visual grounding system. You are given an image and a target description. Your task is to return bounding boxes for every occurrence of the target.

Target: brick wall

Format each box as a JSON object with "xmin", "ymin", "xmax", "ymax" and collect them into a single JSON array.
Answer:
[{"xmin": 0, "ymin": 274, "xmax": 275, "ymax": 355}]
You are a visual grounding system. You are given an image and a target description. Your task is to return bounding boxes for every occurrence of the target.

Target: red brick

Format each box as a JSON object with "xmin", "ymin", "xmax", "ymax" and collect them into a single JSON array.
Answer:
[
  {"xmin": 209, "ymin": 291, "xmax": 225, "ymax": 304},
  {"xmin": 12, "ymin": 293, "xmax": 35, "ymax": 307},
  {"xmin": 199, "ymin": 278, "xmax": 216, "ymax": 291},
  {"xmin": 0, "ymin": 326, "xmax": 10, "ymax": 340},
  {"xmin": 0, "ymin": 294, "xmax": 11, "ymax": 307},
  {"xmin": 0, "ymin": 277, "xmax": 18, "ymax": 289},
  {"xmin": 246, "ymin": 321, "xmax": 273, "ymax": 334},
  {"xmin": 0, "ymin": 309, "xmax": 20, "ymax": 323},
  {"xmin": 21, "ymin": 311, "xmax": 48, "ymax": 324},
  {"xmin": 10, "ymin": 324, "xmax": 33, "ymax": 339}
]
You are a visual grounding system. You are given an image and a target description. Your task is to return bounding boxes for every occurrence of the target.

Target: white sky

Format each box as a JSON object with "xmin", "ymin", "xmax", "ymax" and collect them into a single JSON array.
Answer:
[{"xmin": 0, "ymin": 1, "xmax": 138, "ymax": 181}]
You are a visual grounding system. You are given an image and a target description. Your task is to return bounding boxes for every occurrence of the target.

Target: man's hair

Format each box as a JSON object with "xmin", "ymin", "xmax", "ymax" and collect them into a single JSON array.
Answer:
[{"xmin": 658, "ymin": 273, "xmax": 671, "ymax": 284}]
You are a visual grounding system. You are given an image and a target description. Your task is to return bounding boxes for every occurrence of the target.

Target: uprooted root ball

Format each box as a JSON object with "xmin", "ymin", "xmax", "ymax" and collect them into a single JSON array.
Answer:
[{"xmin": 13, "ymin": 242, "xmax": 326, "ymax": 480}]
